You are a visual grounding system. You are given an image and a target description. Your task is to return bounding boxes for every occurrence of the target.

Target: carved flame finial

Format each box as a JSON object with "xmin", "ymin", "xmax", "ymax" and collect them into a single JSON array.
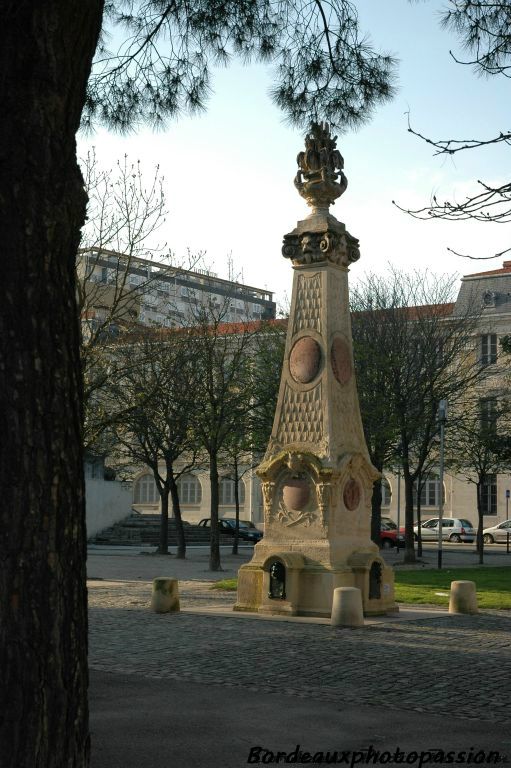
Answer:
[{"xmin": 294, "ymin": 122, "xmax": 347, "ymax": 212}]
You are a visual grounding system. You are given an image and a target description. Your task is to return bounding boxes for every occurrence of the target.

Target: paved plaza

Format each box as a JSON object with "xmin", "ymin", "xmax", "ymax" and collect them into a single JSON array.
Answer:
[{"xmin": 88, "ymin": 548, "xmax": 511, "ymax": 768}]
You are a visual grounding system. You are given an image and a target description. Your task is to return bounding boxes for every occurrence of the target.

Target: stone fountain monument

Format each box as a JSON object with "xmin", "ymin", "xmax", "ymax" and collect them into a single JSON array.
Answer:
[{"xmin": 234, "ymin": 123, "xmax": 397, "ymax": 618}]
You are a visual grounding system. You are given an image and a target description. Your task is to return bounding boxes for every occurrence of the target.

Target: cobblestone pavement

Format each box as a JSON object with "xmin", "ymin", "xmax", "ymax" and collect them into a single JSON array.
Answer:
[{"xmin": 88, "ymin": 580, "xmax": 511, "ymax": 725}]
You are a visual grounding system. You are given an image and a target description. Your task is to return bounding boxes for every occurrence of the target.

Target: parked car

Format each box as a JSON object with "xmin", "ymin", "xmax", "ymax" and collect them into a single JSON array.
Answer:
[
  {"xmin": 413, "ymin": 517, "xmax": 475, "ymax": 543},
  {"xmin": 197, "ymin": 517, "xmax": 263, "ymax": 543},
  {"xmin": 482, "ymin": 520, "xmax": 511, "ymax": 544},
  {"xmin": 380, "ymin": 521, "xmax": 405, "ymax": 549}
]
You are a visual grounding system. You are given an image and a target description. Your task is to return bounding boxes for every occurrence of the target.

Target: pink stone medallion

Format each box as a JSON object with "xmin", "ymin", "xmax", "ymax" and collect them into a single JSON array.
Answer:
[
  {"xmin": 289, "ymin": 336, "xmax": 321, "ymax": 384},
  {"xmin": 282, "ymin": 478, "xmax": 310, "ymax": 510},
  {"xmin": 331, "ymin": 337, "xmax": 352, "ymax": 385},
  {"xmin": 343, "ymin": 478, "xmax": 361, "ymax": 511}
]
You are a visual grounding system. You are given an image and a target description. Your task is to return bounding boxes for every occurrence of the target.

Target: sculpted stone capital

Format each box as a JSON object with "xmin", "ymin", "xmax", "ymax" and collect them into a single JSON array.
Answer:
[{"xmin": 282, "ymin": 228, "xmax": 360, "ymax": 268}]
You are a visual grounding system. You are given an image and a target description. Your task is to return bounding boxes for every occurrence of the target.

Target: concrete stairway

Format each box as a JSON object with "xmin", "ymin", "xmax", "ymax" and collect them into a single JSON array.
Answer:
[{"xmin": 88, "ymin": 512, "xmax": 234, "ymax": 547}]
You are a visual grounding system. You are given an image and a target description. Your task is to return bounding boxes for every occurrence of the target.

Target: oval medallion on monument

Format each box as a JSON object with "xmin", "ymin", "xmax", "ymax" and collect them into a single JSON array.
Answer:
[
  {"xmin": 282, "ymin": 478, "xmax": 310, "ymax": 510},
  {"xmin": 343, "ymin": 478, "xmax": 361, "ymax": 511},
  {"xmin": 331, "ymin": 337, "xmax": 352, "ymax": 385},
  {"xmin": 289, "ymin": 336, "xmax": 321, "ymax": 384}
]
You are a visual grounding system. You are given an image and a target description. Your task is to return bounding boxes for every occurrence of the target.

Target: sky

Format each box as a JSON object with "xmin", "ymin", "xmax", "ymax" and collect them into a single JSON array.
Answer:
[{"xmin": 77, "ymin": 0, "xmax": 509, "ymax": 309}]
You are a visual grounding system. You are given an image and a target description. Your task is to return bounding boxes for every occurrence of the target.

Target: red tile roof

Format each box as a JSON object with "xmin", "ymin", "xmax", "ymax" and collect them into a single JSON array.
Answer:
[
  {"xmin": 464, "ymin": 260, "xmax": 511, "ymax": 278},
  {"xmin": 353, "ymin": 303, "xmax": 455, "ymax": 321}
]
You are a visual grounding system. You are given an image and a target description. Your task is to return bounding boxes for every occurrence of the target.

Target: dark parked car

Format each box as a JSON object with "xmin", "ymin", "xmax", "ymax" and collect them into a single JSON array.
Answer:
[{"xmin": 198, "ymin": 518, "xmax": 263, "ymax": 543}]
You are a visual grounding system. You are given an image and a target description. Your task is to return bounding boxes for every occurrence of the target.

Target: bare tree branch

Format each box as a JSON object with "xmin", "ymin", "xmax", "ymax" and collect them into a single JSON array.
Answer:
[{"xmin": 398, "ymin": 2, "xmax": 511, "ymax": 260}]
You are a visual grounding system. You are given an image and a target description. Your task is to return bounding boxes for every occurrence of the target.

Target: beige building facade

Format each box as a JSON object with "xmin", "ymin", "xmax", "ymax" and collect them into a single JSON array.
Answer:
[
  {"xmin": 94, "ymin": 260, "xmax": 511, "ymax": 536},
  {"xmin": 382, "ymin": 260, "xmax": 511, "ymax": 530},
  {"xmin": 131, "ymin": 467, "xmax": 264, "ymax": 525}
]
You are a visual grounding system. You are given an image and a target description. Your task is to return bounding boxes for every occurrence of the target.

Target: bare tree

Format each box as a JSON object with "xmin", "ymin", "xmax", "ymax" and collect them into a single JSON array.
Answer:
[
  {"xmin": 351, "ymin": 279, "xmax": 402, "ymax": 545},
  {"xmin": 187, "ymin": 301, "xmax": 267, "ymax": 571},
  {"xmin": 78, "ymin": 153, "xmax": 202, "ymax": 451},
  {"xmin": 447, "ymin": 393, "xmax": 511, "ymax": 563},
  {"xmin": 107, "ymin": 330, "xmax": 201, "ymax": 557},
  {"xmin": 222, "ymin": 320, "xmax": 285, "ymax": 554},
  {"xmin": 351, "ymin": 268, "xmax": 486, "ymax": 562}
]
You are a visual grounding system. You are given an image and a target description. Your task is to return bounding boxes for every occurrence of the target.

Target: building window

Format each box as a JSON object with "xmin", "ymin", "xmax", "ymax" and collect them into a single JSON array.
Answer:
[
  {"xmin": 481, "ymin": 334, "xmax": 497, "ymax": 365},
  {"xmin": 381, "ymin": 478, "xmax": 392, "ymax": 507},
  {"xmin": 481, "ymin": 475, "xmax": 497, "ymax": 515},
  {"xmin": 178, "ymin": 474, "xmax": 202, "ymax": 505},
  {"xmin": 134, "ymin": 473, "xmax": 158, "ymax": 504},
  {"xmin": 413, "ymin": 474, "xmax": 444, "ymax": 507},
  {"xmin": 219, "ymin": 477, "xmax": 246, "ymax": 506},
  {"xmin": 480, "ymin": 397, "xmax": 497, "ymax": 433}
]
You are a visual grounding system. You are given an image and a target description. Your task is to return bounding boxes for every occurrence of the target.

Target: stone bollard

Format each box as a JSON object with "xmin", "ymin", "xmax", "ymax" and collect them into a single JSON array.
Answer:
[
  {"xmin": 449, "ymin": 580, "xmax": 478, "ymax": 615},
  {"xmin": 331, "ymin": 587, "xmax": 364, "ymax": 627},
  {"xmin": 151, "ymin": 577, "xmax": 180, "ymax": 613}
]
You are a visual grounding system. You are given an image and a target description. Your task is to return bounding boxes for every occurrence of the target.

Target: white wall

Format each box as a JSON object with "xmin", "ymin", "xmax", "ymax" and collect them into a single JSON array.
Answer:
[
  {"xmin": 382, "ymin": 470, "xmax": 511, "ymax": 528},
  {"xmin": 86, "ymin": 478, "xmax": 133, "ymax": 539}
]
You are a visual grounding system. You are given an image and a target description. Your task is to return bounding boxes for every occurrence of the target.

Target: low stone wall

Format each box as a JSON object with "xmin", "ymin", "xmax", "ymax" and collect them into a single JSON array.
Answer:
[{"xmin": 86, "ymin": 479, "xmax": 133, "ymax": 538}]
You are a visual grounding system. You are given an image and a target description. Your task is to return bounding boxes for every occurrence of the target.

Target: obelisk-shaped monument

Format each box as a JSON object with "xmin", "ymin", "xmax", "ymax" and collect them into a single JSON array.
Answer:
[{"xmin": 235, "ymin": 124, "xmax": 397, "ymax": 617}]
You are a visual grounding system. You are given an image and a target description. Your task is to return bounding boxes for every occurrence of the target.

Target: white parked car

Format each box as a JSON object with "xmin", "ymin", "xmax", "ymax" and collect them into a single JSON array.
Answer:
[
  {"xmin": 482, "ymin": 520, "xmax": 511, "ymax": 544},
  {"xmin": 413, "ymin": 517, "xmax": 476, "ymax": 543}
]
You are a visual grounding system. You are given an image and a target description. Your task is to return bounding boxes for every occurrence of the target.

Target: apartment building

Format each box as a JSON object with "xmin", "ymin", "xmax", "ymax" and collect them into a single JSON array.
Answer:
[
  {"xmin": 78, "ymin": 247, "xmax": 276, "ymax": 330},
  {"xmin": 79, "ymin": 248, "xmax": 276, "ymax": 533}
]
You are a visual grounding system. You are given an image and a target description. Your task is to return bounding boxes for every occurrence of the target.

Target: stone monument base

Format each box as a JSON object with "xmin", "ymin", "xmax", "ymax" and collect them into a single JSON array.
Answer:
[{"xmin": 234, "ymin": 548, "xmax": 398, "ymax": 618}]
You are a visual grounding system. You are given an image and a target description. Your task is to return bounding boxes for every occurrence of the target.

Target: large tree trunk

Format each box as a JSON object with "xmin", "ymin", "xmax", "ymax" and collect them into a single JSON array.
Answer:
[
  {"xmin": 0, "ymin": 3, "xmax": 103, "ymax": 767},
  {"xmin": 158, "ymin": 487, "xmax": 170, "ymax": 555},
  {"xmin": 416, "ymin": 472, "xmax": 423, "ymax": 558},
  {"xmin": 209, "ymin": 452, "xmax": 222, "ymax": 571}
]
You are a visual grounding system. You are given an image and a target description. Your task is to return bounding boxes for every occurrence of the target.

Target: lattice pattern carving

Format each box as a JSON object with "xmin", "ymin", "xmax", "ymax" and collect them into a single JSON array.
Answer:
[
  {"xmin": 292, "ymin": 273, "xmax": 321, "ymax": 335},
  {"xmin": 276, "ymin": 383, "xmax": 323, "ymax": 445}
]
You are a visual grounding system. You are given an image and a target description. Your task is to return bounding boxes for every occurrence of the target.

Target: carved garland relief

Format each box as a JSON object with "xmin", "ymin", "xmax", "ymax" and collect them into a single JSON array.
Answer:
[
  {"xmin": 278, "ymin": 475, "xmax": 318, "ymax": 528},
  {"xmin": 261, "ymin": 481, "xmax": 275, "ymax": 523},
  {"xmin": 315, "ymin": 482, "xmax": 331, "ymax": 530}
]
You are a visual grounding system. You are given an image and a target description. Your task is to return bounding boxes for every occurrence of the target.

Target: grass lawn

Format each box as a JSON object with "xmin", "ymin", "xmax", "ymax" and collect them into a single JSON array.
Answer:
[
  {"xmin": 211, "ymin": 578, "xmax": 237, "ymax": 591},
  {"xmin": 394, "ymin": 567, "xmax": 511, "ymax": 609},
  {"xmin": 212, "ymin": 567, "xmax": 511, "ymax": 609}
]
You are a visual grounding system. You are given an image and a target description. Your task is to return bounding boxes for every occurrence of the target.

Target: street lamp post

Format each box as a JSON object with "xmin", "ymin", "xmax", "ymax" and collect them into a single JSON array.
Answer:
[
  {"xmin": 437, "ymin": 400, "xmax": 448, "ymax": 570},
  {"xmin": 506, "ymin": 489, "xmax": 510, "ymax": 555},
  {"xmin": 395, "ymin": 443, "xmax": 402, "ymax": 553},
  {"xmin": 396, "ymin": 465, "xmax": 401, "ymax": 553}
]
